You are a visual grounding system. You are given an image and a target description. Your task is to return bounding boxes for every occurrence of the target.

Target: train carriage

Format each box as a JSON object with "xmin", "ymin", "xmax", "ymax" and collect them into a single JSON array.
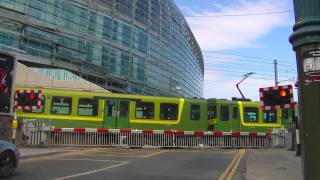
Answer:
[
  {"xmin": 207, "ymin": 98, "xmax": 292, "ymax": 132},
  {"xmin": 16, "ymin": 87, "xmax": 208, "ymax": 131}
]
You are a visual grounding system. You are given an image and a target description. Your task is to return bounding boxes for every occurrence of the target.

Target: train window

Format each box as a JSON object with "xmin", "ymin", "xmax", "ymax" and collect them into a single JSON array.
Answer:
[
  {"xmin": 135, "ymin": 102, "xmax": 154, "ymax": 119},
  {"xmin": 208, "ymin": 105, "xmax": 216, "ymax": 119},
  {"xmin": 281, "ymin": 109, "xmax": 289, "ymax": 123},
  {"xmin": 106, "ymin": 100, "xmax": 115, "ymax": 117},
  {"xmin": 244, "ymin": 107, "xmax": 258, "ymax": 122},
  {"xmin": 160, "ymin": 103, "xmax": 178, "ymax": 120},
  {"xmin": 22, "ymin": 96, "xmax": 46, "ymax": 113},
  {"xmin": 232, "ymin": 107, "xmax": 239, "ymax": 120},
  {"xmin": 263, "ymin": 110, "xmax": 277, "ymax": 123},
  {"xmin": 190, "ymin": 105, "xmax": 200, "ymax": 120},
  {"xmin": 51, "ymin": 96, "xmax": 72, "ymax": 115},
  {"xmin": 78, "ymin": 98, "xmax": 98, "ymax": 116},
  {"xmin": 119, "ymin": 101, "xmax": 129, "ymax": 117},
  {"xmin": 220, "ymin": 106, "xmax": 229, "ymax": 121}
]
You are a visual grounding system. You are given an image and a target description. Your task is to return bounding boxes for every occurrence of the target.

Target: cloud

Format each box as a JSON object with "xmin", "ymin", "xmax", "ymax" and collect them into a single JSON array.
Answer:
[{"xmin": 184, "ymin": 0, "xmax": 291, "ymax": 50}]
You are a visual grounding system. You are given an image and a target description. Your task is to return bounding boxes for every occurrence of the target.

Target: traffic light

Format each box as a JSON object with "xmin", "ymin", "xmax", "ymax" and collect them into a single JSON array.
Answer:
[
  {"xmin": 259, "ymin": 85, "xmax": 294, "ymax": 110},
  {"xmin": 14, "ymin": 90, "xmax": 42, "ymax": 109}
]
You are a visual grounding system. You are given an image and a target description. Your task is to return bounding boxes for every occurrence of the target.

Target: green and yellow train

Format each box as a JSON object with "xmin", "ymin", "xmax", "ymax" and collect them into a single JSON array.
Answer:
[{"xmin": 16, "ymin": 87, "xmax": 293, "ymax": 132}]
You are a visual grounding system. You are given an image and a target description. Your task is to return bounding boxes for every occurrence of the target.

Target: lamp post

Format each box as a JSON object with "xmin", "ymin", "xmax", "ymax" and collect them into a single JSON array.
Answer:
[{"xmin": 289, "ymin": 0, "xmax": 320, "ymax": 179}]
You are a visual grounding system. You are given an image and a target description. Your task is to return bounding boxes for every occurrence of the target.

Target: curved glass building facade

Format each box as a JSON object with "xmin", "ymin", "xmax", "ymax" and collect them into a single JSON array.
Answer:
[{"xmin": 0, "ymin": 0, "xmax": 204, "ymax": 97}]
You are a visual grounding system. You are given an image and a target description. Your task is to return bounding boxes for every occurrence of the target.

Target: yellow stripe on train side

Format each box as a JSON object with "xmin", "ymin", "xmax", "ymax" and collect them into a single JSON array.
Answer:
[{"xmin": 237, "ymin": 101, "xmax": 282, "ymax": 128}]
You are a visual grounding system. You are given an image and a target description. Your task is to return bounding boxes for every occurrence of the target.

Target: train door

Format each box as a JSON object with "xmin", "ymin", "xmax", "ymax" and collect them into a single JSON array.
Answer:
[
  {"xmin": 231, "ymin": 106, "xmax": 240, "ymax": 131},
  {"xmin": 104, "ymin": 99, "xmax": 130, "ymax": 129}
]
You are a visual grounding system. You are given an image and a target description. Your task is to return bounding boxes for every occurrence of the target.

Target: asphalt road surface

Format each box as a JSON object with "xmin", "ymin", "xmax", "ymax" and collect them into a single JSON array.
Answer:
[{"xmin": 11, "ymin": 148, "xmax": 247, "ymax": 180}]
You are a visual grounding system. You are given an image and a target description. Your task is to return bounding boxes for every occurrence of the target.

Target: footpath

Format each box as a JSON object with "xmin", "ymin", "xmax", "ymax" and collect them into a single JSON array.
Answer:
[
  {"xmin": 19, "ymin": 147, "xmax": 82, "ymax": 159},
  {"xmin": 246, "ymin": 149, "xmax": 303, "ymax": 180}
]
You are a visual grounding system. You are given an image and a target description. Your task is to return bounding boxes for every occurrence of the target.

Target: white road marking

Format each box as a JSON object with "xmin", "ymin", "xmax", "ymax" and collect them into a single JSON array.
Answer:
[
  {"xmin": 53, "ymin": 161, "xmax": 129, "ymax": 180},
  {"xmin": 42, "ymin": 158, "xmax": 124, "ymax": 163}
]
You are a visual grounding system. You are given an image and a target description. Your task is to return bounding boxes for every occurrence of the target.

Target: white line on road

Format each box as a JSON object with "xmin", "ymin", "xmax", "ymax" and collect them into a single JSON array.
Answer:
[
  {"xmin": 53, "ymin": 161, "xmax": 130, "ymax": 180},
  {"xmin": 42, "ymin": 158, "xmax": 125, "ymax": 163}
]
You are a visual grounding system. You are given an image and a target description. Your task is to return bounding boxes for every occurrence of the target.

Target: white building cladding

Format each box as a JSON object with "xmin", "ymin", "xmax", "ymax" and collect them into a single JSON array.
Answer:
[{"xmin": 0, "ymin": 0, "xmax": 204, "ymax": 97}]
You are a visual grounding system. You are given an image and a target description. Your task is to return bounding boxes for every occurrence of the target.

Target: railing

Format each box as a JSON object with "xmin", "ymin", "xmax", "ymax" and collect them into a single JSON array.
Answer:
[{"xmin": 24, "ymin": 128, "xmax": 279, "ymax": 148}]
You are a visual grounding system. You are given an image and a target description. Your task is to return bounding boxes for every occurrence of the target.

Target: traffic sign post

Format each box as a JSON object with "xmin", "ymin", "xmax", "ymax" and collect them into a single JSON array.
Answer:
[{"xmin": 289, "ymin": 0, "xmax": 320, "ymax": 179}]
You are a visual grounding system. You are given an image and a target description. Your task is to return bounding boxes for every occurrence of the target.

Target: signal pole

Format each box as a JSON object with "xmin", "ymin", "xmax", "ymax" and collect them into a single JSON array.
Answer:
[
  {"xmin": 289, "ymin": 0, "xmax": 320, "ymax": 179},
  {"xmin": 274, "ymin": 59, "xmax": 279, "ymax": 87}
]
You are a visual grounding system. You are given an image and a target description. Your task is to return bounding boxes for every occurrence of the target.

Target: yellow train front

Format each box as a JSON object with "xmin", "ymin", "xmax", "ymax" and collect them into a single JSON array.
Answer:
[
  {"xmin": 16, "ymin": 87, "xmax": 208, "ymax": 131},
  {"xmin": 207, "ymin": 98, "xmax": 293, "ymax": 132}
]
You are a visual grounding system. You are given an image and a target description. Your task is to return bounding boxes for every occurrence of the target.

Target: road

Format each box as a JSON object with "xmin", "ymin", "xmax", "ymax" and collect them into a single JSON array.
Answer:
[{"xmin": 11, "ymin": 148, "xmax": 247, "ymax": 180}]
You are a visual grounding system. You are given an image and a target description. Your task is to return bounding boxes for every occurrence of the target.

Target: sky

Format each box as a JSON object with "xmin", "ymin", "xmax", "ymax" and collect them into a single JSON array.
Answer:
[{"xmin": 174, "ymin": 0, "xmax": 297, "ymax": 101}]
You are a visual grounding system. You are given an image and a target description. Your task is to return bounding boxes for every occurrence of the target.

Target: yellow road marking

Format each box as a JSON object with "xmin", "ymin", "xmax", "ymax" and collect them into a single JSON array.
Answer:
[
  {"xmin": 53, "ymin": 161, "xmax": 129, "ymax": 180},
  {"xmin": 218, "ymin": 149, "xmax": 246, "ymax": 180},
  {"xmin": 226, "ymin": 149, "xmax": 245, "ymax": 180},
  {"xmin": 219, "ymin": 150, "xmax": 241, "ymax": 180}
]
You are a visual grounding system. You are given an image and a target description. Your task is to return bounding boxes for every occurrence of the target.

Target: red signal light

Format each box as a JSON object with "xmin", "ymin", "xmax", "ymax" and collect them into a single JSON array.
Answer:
[
  {"xmin": 279, "ymin": 90, "xmax": 286, "ymax": 97},
  {"xmin": 29, "ymin": 93, "xmax": 35, "ymax": 100}
]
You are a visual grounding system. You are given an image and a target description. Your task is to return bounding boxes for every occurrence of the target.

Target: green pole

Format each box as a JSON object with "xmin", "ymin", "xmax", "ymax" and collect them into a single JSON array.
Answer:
[{"xmin": 289, "ymin": 0, "xmax": 320, "ymax": 179}]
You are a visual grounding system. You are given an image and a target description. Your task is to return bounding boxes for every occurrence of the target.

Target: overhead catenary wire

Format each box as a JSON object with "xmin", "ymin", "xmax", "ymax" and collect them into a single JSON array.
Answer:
[
  {"xmin": 205, "ymin": 62, "xmax": 293, "ymax": 74},
  {"xmin": 184, "ymin": 10, "xmax": 293, "ymax": 18},
  {"xmin": 203, "ymin": 54, "xmax": 294, "ymax": 66}
]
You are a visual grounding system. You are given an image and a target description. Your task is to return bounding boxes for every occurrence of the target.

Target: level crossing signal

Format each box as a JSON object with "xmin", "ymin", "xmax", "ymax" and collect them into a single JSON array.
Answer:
[
  {"xmin": 14, "ymin": 90, "xmax": 42, "ymax": 110},
  {"xmin": 259, "ymin": 85, "xmax": 294, "ymax": 110}
]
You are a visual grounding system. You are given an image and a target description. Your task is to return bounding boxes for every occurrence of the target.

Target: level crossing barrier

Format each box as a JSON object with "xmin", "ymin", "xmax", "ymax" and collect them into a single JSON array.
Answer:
[{"xmin": 23, "ymin": 128, "xmax": 280, "ymax": 148}]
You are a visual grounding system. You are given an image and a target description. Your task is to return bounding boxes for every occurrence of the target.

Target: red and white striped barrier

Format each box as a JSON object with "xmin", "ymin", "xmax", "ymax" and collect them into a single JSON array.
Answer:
[
  {"xmin": 52, "ymin": 128, "xmax": 271, "ymax": 137},
  {"xmin": 24, "ymin": 127, "xmax": 280, "ymax": 148}
]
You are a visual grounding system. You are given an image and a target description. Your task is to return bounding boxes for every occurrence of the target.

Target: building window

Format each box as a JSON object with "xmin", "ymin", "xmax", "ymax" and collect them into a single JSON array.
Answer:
[
  {"xmin": 244, "ymin": 107, "xmax": 259, "ymax": 122},
  {"xmin": 208, "ymin": 105, "xmax": 216, "ymax": 119},
  {"xmin": 78, "ymin": 98, "xmax": 98, "ymax": 116},
  {"xmin": 232, "ymin": 107, "xmax": 239, "ymax": 120},
  {"xmin": 135, "ymin": 102, "xmax": 154, "ymax": 119},
  {"xmin": 191, "ymin": 105, "xmax": 200, "ymax": 120},
  {"xmin": 160, "ymin": 103, "xmax": 178, "ymax": 120},
  {"xmin": 263, "ymin": 110, "xmax": 277, "ymax": 123},
  {"xmin": 220, "ymin": 106, "xmax": 229, "ymax": 121},
  {"xmin": 23, "ymin": 96, "xmax": 46, "ymax": 113},
  {"xmin": 51, "ymin": 97, "xmax": 72, "ymax": 115}
]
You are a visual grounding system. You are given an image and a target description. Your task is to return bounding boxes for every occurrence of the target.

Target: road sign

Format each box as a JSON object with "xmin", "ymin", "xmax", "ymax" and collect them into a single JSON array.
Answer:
[
  {"xmin": 259, "ymin": 85, "xmax": 294, "ymax": 110},
  {"xmin": 14, "ymin": 90, "xmax": 42, "ymax": 110},
  {"xmin": 0, "ymin": 53, "xmax": 16, "ymax": 116}
]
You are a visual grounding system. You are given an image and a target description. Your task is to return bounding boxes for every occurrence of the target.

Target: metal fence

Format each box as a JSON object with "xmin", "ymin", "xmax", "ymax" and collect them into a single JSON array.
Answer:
[{"xmin": 22, "ymin": 128, "xmax": 285, "ymax": 149}]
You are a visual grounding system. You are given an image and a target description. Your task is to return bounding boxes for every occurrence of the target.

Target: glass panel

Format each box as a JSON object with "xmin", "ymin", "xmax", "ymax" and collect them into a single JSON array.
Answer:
[
  {"xmin": 263, "ymin": 110, "xmax": 277, "ymax": 123},
  {"xmin": 119, "ymin": 101, "xmax": 129, "ymax": 117},
  {"xmin": 220, "ymin": 106, "xmax": 229, "ymax": 121},
  {"xmin": 244, "ymin": 107, "xmax": 259, "ymax": 122},
  {"xmin": 232, "ymin": 107, "xmax": 239, "ymax": 120},
  {"xmin": 208, "ymin": 105, "xmax": 216, "ymax": 119},
  {"xmin": 191, "ymin": 105, "xmax": 200, "ymax": 120},
  {"xmin": 78, "ymin": 98, "xmax": 98, "ymax": 116},
  {"xmin": 106, "ymin": 100, "xmax": 115, "ymax": 117},
  {"xmin": 51, "ymin": 97, "xmax": 72, "ymax": 115},
  {"xmin": 160, "ymin": 103, "xmax": 178, "ymax": 120},
  {"xmin": 135, "ymin": 102, "xmax": 154, "ymax": 119}
]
